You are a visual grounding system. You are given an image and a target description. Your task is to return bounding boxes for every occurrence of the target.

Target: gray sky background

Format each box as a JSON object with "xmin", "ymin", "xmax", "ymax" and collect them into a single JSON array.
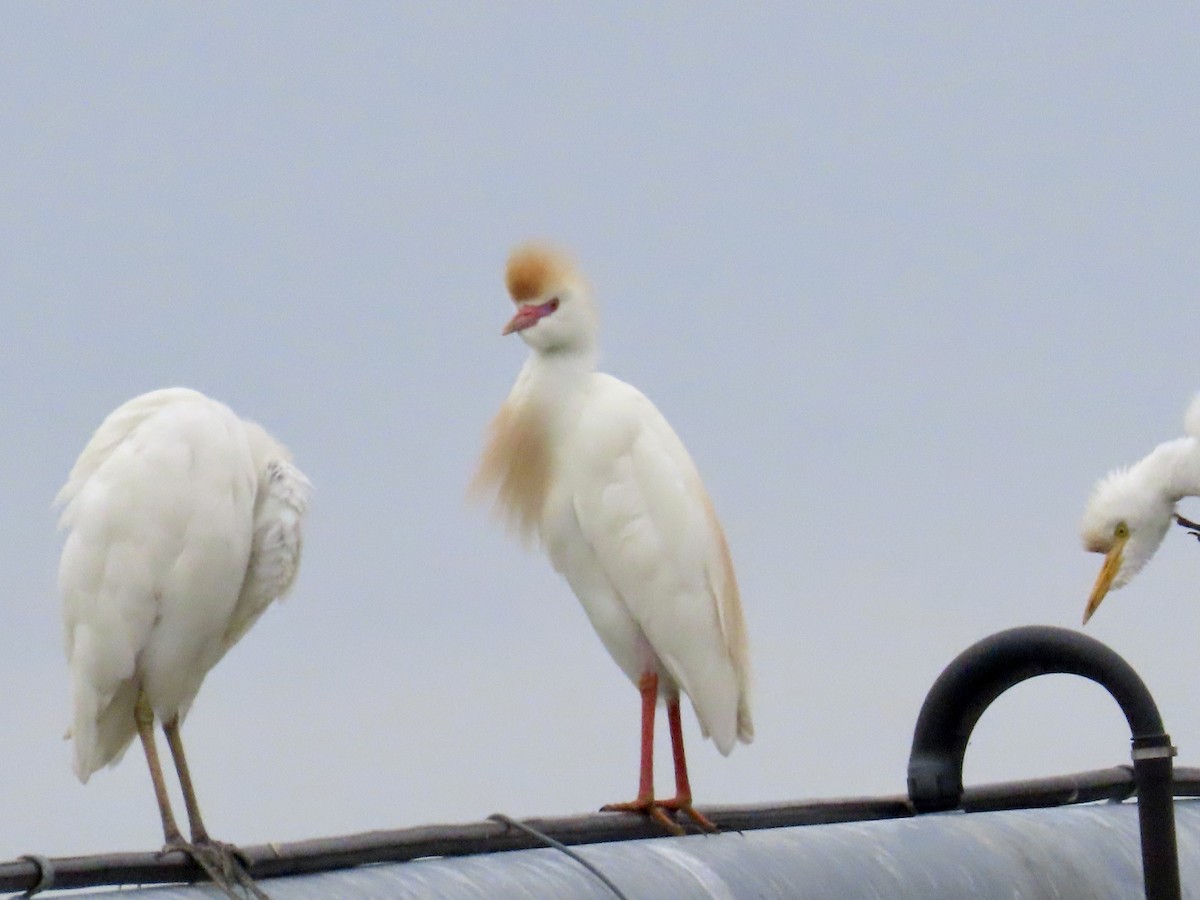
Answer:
[{"xmin": 3, "ymin": 4, "xmax": 1199, "ymax": 860}]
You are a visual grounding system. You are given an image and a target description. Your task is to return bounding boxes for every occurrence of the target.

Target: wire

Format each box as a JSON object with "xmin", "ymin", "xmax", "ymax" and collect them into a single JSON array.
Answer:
[{"xmin": 488, "ymin": 814, "xmax": 631, "ymax": 900}]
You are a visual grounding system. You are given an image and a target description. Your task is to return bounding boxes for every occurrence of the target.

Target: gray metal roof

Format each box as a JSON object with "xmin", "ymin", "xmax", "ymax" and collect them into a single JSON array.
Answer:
[
  {"xmin": 5, "ymin": 764, "xmax": 1194, "ymax": 897},
  {"xmin": 56, "ymin": 799, "xmax": 1200, "ymax": 900}
]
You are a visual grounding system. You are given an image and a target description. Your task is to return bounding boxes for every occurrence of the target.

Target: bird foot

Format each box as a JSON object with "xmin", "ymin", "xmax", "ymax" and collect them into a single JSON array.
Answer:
[
  {"xmin": 658, "ymin": 796, "xmax": 719, "ymax": 833},
  {"xmin": 159, "ymin": 837, "xmax": 269, "ymax": 900},
  {"xmin": 1175, "ymin": 513, "xmax": 1200, "ymax": 541},
  {"xmin": 156, "ymin": 834, "xmax": 194, "ymax": 863},
  {"xmin": 601, "ymin": 797, "xmax": 686, "ymax": 836},
  {"xmin": 196, "ymin": 837, "xmax": 254, "ymax": 870}
]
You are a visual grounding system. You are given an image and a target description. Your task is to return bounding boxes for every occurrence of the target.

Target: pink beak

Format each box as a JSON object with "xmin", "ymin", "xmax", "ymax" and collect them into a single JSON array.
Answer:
[{"xmin": 503, "ymin": 300, "xmax": 558, "ymax": 335}]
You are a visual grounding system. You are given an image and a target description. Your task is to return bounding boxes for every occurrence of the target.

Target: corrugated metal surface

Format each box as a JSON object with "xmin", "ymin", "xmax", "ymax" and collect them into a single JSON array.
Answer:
[{"xmin": 67, "ymin": 799, "xmax": 1200, "ymax": 899}]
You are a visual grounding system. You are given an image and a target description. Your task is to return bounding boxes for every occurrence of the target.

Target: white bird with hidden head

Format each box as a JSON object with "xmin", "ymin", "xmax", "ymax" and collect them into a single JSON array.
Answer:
[
  {"xmin": 1080, "ymin": 393, "xmax": 1200, "ymax": 623},
  {"xmin": 57, "ymin": 388, "xmax": 310, "ymax": 868},
  {"xmin": 473, "ymin": 243, "xmax": 752, "ymax": 833}
]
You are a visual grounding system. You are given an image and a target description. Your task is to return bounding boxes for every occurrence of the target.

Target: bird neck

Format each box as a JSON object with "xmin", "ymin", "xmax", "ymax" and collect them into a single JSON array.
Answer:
[
  {"xmin": 1137, "ymin": 436, "xmax": 1200, "ymax": 503},
  {"xmin": 511, "ymin": 347, "xmax": 597, "ymax": 426}
]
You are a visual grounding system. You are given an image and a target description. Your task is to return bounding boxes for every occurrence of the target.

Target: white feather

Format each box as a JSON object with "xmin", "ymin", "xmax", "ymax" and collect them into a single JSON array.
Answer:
[
  {"xmin": 223, "ymin": 457, "xmax": 311, "ymax": 650},
  {"xmin": 1183, "ymin": 392, "xmax": 1200, "ymax": 440},
  {"xmin": 548, "ymin": 374, "xmax": 751, "ymax": 754},
  {"xmin": 57, "ymin": 389, "xmax": 310, "ymax": 782}
]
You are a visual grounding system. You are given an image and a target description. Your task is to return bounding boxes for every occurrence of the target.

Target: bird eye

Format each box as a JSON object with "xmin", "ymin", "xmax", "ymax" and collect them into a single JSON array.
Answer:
[
  {"xmin": 548, "ymin": 298, "xmax": 560, "ymax": 312},
  {"xmin": 1115, "ymin": 522, "xmax": 1130, "ymax": 538}
]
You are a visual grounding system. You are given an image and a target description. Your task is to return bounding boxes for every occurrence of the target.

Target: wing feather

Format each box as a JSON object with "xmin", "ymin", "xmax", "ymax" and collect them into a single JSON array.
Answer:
[
  {"xmin": 569, "ymin": 376, "xmax": 752, "ymax": 753},
  {"xmin": 223, "ymin": 458, "xmax": 311, "ymax": 649}
]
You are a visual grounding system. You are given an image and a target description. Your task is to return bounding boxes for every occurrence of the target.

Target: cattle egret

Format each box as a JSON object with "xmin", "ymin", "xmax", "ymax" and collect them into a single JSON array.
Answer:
[
  {"xmin": 1080, "ymin": 392, "xmax": 1200, "ymax": 623},
  {"xmin": 474, "ymin": 244, "xmax": 752, "ymax": 833},
  {"xmin": 57, "ymin": 388, "xmax": 310, "ymax": 885}
]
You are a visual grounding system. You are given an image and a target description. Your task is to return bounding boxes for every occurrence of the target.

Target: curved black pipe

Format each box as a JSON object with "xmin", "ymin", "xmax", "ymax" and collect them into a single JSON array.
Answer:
[{"xmin": 907, "ymin": 624, "xmax": 1179, "ymax": 899}]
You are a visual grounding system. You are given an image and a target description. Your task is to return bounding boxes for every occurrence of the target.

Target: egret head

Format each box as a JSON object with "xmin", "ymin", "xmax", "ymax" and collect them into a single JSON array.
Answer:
[
  {"xmin": 1079, "ymin": 464, "xmax": 1174, "ymax": 624},
  {"xmin": 502, "ymin": 243, "xmax": 597, "ymax": 355}
]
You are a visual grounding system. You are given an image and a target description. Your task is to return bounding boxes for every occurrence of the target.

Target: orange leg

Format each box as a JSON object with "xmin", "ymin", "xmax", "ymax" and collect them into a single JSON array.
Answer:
[
  {"xmin": 659, "ymin": 697, "xmax": 718, "ymax": 832},
  {"xmin": 601, "ymin": 672, "xmax": 684, "ymax": 835}
]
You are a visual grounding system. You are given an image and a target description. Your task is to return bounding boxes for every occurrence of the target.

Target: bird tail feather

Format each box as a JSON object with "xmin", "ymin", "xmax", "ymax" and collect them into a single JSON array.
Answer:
[{"xmin": 71, "ymin": 678, "xmax": 139, "ymax": 783}]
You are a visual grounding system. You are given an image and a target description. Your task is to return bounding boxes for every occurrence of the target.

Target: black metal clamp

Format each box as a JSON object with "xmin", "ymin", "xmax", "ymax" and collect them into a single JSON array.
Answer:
[{"xmin": 907, "ymin": 625, "xmax": 1180, "ymax": 900}]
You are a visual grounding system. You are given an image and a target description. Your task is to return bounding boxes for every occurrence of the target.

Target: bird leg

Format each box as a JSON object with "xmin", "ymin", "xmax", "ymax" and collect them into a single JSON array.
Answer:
[
  {"xmin": 162, "ymin": 717, "xmax": 269, "ymax": 900},
  {"xmin": 657, "ymin": 697, "xmax": 718, "ymax": 832},
  {"xmin": 138, "ymin": 703, "xmax": 256, "ymax": 897},
  {"xmin": 161, "ymin": 716, "xmax": 213, "ymax": 845},
  {"xmin": 135, "ymin": 694, "xmax": 186, "ymax": 848},
  {"xmin": 1174, "ymin": 513, "xmax": 1200, "ymax": 541},
  {"xmin": 601, "ymin": 672, "xmax": 685, "ymax": 835}
]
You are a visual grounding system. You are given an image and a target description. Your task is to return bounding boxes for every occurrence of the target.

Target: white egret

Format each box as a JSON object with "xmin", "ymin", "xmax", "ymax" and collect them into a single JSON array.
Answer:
[
  {"xmin": 1080, "ymin": 393, "xmax": 1200, "ymax": 623},
  {"xmin": 57, "ymin": 388, "xmax": 310, "ymax": 881},
  {"xmin": 473, "ymin": 243, "xmax": 752, "ymax": 833}
]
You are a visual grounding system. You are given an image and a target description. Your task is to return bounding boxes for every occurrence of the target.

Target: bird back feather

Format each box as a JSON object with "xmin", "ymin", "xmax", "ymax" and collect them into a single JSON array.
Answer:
[
  {"xmin": 56, "ymin": 388, "xmax": 209, "ymax": 522},
  {"xmin": 1184, "ymin": 392, "xmax": 1200, "ymax": 440}
]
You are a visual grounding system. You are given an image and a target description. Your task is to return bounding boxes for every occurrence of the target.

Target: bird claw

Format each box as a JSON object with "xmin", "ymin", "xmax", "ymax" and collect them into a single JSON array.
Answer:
[
  {"xmin": 156, "ymin": 835, "xmax": 191, "ymax": 860},
  {"xmin": 197, "ymin": 838, "xmax": 253, "ymax": 870},
  {"xmin": 157, "ymin": 837, "xmax": 268, "ymax": 899},
  {"xmin": 658, "ymin": 797, "xmax": 719, "ymax": 833},
  {"xmin": 601, "ymin": 798, "xmax": 687, "ymax": 836}
]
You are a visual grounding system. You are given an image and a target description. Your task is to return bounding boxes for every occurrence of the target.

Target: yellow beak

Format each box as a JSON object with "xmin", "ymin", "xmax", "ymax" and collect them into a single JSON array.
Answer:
[{"xmin": 1083, "ymin": 534, "xmax": 1128, "ymax": 624}]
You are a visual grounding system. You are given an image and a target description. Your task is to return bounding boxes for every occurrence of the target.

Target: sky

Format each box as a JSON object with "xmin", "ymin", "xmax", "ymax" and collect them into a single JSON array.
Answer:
[{"xmin": 2, "ymin": 3, "xmax": 1199, "ymax": 862}]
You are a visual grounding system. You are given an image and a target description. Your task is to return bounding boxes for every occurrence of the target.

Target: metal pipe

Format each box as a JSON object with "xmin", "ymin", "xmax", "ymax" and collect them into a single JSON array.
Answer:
[
  {"xmin": 51, "ymin": 800, "xmax": 1200, "ymax": 900},
  {"xmin": 907, "ymin": 624, "xmax": 1180, "ymax": 900},
  {"xmin": 11, "ymin": 766, "xmax": 1200, "ymax": 894},
  {"xmin": 1134, "ymin": 735, "xmax": 1182, "ymax": 899}
]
